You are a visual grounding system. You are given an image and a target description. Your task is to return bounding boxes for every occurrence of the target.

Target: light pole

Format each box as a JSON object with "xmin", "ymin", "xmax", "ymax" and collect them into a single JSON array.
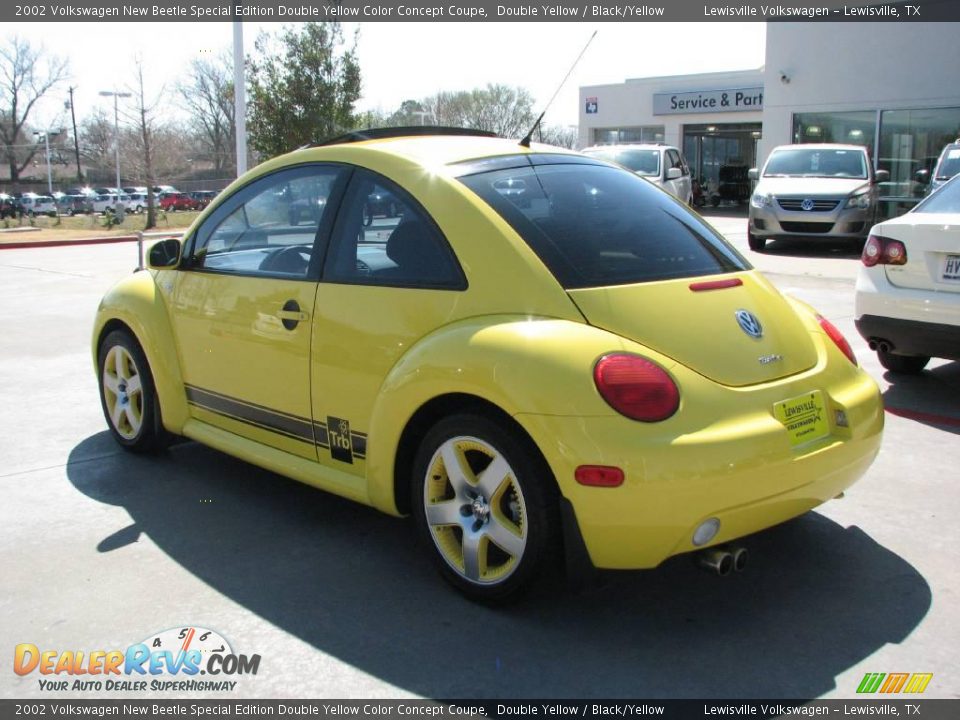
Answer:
[
  {"xmin": 99, "ymin": 90, "xmax": 132, "ymax": 221},
  {"xmin": 32, "ymin": 130, "xmax": 61, "ymax": 195}
]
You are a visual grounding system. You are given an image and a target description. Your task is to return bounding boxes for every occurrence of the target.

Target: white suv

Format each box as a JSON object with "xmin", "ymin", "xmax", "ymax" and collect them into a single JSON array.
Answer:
[
  {"xmin": 854, "ymin": 174, "xmax": 960, "ymax": 373},
  {"xmin": 581, "ymin": 144, "xmax": 693, "ymax": 204}
]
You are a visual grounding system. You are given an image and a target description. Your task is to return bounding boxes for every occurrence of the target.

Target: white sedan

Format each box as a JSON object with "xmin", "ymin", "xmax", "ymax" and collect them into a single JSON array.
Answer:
[{"xmin": 855, "ymin": 175, "xmax": 960, "ymax": 373}]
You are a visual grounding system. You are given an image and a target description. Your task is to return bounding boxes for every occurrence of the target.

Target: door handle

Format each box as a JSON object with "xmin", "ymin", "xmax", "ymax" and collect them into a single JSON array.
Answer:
[{"xmin": 277, "ymin": 300, "xmax": 309, "ymax": 330}]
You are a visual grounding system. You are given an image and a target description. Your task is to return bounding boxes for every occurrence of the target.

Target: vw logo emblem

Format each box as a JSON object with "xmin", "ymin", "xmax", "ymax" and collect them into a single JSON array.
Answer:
[
  {"xmin": 800, "ymin": 198, "xmax": 815, "ymax": 211},
  {"xmin": 735, "ymin": 309, "xmax": 763, "ymax": 338}
]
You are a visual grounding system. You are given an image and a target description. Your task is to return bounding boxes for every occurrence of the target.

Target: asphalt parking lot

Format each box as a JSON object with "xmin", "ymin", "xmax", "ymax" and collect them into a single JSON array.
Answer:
[{"xmin": 1, "ymin": 214, "xmax": 958, "ymax": 700}]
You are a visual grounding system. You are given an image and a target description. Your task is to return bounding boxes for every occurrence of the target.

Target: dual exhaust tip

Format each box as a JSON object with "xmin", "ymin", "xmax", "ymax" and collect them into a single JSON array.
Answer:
[
  {"xmin": 697, "ymin": 545, "xmax": 748, "ymax": 577},
  {"xmin": 868, "ymin": 338, "xmax": 893, "ymax": 353}
]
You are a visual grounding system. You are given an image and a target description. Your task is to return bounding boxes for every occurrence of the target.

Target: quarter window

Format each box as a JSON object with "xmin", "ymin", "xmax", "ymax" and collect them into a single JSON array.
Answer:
[
  {"xmin": 187, "ymin": 165, "xmax": 344, "ymax": 279},
  {"xmin": 323, "ymin": 170, "xmax": 465, "ymax": 290}
]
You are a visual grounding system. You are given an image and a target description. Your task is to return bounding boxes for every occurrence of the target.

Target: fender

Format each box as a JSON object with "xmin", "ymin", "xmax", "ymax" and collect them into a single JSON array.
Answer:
[
  {"xmin": 92, "ymin": 270, "xmax": 189, "ymax": 434},
  {"xmin": 364, "ymin": 314, "xmax": 628, "ymax": 514}
]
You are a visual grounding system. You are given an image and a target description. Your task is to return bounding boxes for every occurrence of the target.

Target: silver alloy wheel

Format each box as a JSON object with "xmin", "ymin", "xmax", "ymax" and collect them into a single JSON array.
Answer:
[
  {"xmin": 101, "ymin": 345, "xmax": 144, "ymax": 440},
  {"xmin": 423, "ymin": 435, "xmax": 528, "ymax": 585}
]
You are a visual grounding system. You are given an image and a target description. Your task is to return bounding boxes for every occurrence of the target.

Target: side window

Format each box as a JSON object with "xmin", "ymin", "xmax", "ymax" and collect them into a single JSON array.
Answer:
[
  {"xmin": 187, "ymin": 165, "xmax": 343, "ymax": 279},
  {"xmin": 666, "ymin": 149, "xmax": 684, "ymax": 172},
  {"xmin": 323, "ymin": 170, "xmax": 466, "ymax": 290}
]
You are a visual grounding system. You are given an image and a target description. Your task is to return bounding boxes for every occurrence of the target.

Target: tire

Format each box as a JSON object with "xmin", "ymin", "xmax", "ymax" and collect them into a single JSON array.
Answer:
[
  {"xmin": 97, "ymin": 329, "xmax": 167, "ymax": 453},
  {"xmin": 411, "ymin": 413, "xmax": 559, "ymax": 602},
  {"xmin": 877, "ymin": 349, "xmax": 930, "ymax": 374},
  {"xmin": 748, "ymin": 230, "xmax": 766, "ymax": 252}
]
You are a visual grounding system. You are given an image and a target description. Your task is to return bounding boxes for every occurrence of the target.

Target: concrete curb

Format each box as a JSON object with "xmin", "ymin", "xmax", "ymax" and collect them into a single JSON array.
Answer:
[{"xmin": 0, "ymin": 231, "xmax": 184, "ymax": 251}]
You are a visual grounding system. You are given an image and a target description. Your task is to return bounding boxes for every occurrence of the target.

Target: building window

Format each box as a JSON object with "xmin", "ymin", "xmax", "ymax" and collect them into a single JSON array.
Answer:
[
  {"xmin": 877, "ymin": 107, "xmax": 960, "ymax": 214},
  {"xmin": 592, "ymin": 126, "xmax": 665, "ymax": 145},
  {"xmin": 793, "ymin": 111, "xmax": 876, "ymax": 148}
]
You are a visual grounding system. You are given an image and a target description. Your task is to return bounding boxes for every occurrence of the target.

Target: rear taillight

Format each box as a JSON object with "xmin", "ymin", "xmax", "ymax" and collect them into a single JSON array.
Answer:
[
  {"xmin": 593, "ymin": 353, "xmax": 679, "ymax": 422},
  {"xmin": 817, "ymin": 315, "xmax": 858, "ymax": 366},
  {"xmin": 862, "ymin": 234, "xmax": 907, "ymax": 267}
]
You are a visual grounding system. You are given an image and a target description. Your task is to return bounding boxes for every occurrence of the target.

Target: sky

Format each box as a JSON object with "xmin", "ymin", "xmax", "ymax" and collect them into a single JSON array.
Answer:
[{"xmin": 10, "ymin": 21, "xmax": 767, "ymax": 134}]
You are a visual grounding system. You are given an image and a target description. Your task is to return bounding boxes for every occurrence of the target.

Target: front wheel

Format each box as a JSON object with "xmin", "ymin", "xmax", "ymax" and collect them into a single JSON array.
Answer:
[
  {"xmin": 748, "ymin": 230, "xmax": 766, "ymax": 252},
  {"xmin": 878, "ymin": 349, "xmax": 930, "ymax": 374},
  {"xmin": 411, "ymin": 413, "xmax": 558, "ymax": 602},
  {"xmin": 98, "ymin": 329, "xmax": 166, "ymax": 452}
]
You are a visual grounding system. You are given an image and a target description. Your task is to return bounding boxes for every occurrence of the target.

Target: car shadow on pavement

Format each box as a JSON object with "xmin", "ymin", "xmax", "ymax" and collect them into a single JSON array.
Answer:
[
  {"xmin": 881, "ymin": 361, "xmax": 960, "ymax": 434},
  {"xmin": 68, "ymin": 433, "xmax": 930, "ymax": 699},
  {"xmin": 760, "ymin": 238, "xmax": 863, "ymax": 260}
]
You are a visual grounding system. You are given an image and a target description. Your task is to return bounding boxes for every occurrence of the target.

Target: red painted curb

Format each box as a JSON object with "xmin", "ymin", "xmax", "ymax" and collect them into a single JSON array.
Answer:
[
  {"xmin": 0, "ymin": 235, "xmax": 142, "ymax": 250},
  {"xmin": 885, "ymin": 405, "xmax": 960, "ymax": 428}
]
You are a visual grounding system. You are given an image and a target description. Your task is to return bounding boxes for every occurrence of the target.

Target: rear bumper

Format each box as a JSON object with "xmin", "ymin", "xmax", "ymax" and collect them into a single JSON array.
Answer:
[
  {"xmin": 855, "ymin": 315, "xmax": 960, "ymax": 361},
  {"xmin": 518, "ymin": 367, "xmax": 883, "ymax": 570},
  {"xmin": 855, "ymin": 266, "xmax": 960, "ymax": 360}
]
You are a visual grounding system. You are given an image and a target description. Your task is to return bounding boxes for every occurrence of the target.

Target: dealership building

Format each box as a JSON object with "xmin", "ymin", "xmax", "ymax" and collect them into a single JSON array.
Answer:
[{"xmin": 579, "ymin": 22, "xmax": 960, "ymax": 218}]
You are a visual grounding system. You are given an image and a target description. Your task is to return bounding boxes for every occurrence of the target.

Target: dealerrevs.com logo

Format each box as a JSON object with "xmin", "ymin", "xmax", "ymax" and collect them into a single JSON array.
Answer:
[{"xmin": 14, "ymin": 626, "xmax": 260, "ymax": 692}]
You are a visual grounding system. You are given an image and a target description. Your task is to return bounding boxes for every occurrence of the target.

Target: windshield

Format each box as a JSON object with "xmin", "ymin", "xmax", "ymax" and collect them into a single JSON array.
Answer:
[
  {"xmin": 913, "ymin": 175, "xmax": 960, "ymax": 213},
  {"xmin": 935, "ymin": 147, "xmax": 960, "ymax": 180},
  {"xmin": 764, "ymin": 148, "xmax": 868, "ymax": 179},
  {"xmin": 458, "ymin": 161, "xmax": 747, "ymax": 289},
  {"xmin": 585, "ymin": 148, "xmax": 661, "ymax": 177}
]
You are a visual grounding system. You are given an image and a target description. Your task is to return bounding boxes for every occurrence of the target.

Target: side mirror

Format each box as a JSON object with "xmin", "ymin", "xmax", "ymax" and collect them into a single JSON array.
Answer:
[
  {"xmin": 874, "ymin": 169, "xmax": 890, "ymax": 183},
  {"xmin": 148, "ymin": 238, "xmax": 181, "ymax": 269},
  {"xmin": 665, "ymin": 167, "xmax": 683, "ymax": 180},
  {"xmin": 914, "ymin": 168, "xmax": 930, "ymax": 185},
  {"xmin": 748, "ymin": 168, "xmax": 759, "ymax": 181}
]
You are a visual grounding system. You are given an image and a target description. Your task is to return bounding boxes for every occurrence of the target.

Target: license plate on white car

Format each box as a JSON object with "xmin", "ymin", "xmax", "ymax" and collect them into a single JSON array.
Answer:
[{"xmin": 943, "ymin": 255, "xmax": 960, "ymax": 282}]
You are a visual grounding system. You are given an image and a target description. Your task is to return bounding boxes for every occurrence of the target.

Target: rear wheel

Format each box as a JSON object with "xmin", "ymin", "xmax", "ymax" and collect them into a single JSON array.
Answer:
[
  {"xmin": 412, "ymin": 413, "xmax": 558, "ymax": 602},
  {"xmin": 98, "ymin": 329, "xmax": 166, "ymax": 452},
  {"xmin": 748, "ymin": 231, "xmax": 766, "ymax": 252},
  {"xmin": 877, "ymin": 349, "xmax": 930, "ymax": 374}
]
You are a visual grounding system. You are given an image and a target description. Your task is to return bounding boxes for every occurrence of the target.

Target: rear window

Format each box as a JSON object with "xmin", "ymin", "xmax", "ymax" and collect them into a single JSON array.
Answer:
[
  {"xmin": 935, "ymin": 146, "xmax": 960, "ymax": 180},
  {"xmin": 458, "ymin": 162, "xmax": 747, "ymax": 289}
]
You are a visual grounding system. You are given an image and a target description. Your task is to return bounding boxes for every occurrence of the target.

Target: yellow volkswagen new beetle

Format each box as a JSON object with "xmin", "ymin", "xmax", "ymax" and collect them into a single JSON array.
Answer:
[{"xmin": 93, "ymin": 128, "xmax": 883, "ymax": 600}]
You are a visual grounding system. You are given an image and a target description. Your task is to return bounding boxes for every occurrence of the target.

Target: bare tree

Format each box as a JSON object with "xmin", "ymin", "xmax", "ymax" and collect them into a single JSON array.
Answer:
[
  {"xmin": 422, "ymin": 84, "xmax": 534, "ymax": 138},
  {"xmin": 178, "ymin": 53, "xmax": 235, "ymax": 175},
  {"xmin": 127, "ymin": 61, "xmax": 160, "ymax": 229},
  {"xmin": 0, "ymin": 36, "xmax": 68, "ymax": 183},
  {"xmin": 79, "ymin": 108, "xmax": 114, "ymax": 176},
  {"xmin": 538, "ymin": 124, "xmax": 579, "ymax": 149}
]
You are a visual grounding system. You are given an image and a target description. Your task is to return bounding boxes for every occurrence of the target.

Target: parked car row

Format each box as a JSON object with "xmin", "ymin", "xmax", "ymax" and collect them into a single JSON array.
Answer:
[{"xmin": 0, "ymin": 186, "xmax": 221, "ymax": 217}]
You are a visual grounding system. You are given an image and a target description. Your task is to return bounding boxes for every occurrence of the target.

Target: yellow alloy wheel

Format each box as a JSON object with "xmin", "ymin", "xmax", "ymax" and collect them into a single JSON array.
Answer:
[
  {"xmin": 423, "ymin": 435, "xmax": 528, "ymax": 585},
  {"xmin": 102, "ymin": 344, "xmax": 144, "ymax": 440}
]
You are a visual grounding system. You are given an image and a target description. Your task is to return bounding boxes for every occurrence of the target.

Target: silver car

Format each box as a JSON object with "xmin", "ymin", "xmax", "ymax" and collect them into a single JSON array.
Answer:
[
  {"xmin": 927, "ymin": 143, "xmax": 960, "ymax": 195},
  {"xmin": 581, "ymin": 144, "xmax": 693, "ymax": 204},
  {"xmin": 747, "ymin": 144, "xmax": 889, "ymax": 252}
]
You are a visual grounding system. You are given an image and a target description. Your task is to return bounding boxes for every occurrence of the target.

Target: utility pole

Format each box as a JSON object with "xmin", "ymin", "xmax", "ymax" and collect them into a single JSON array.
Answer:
[
  {"xmin": 233, "ymin": 12, "xmax": 248, "ymax": 177},
  {"xmin": 67, "ymin": 86, "xmax": 83, "ymax": 182}
]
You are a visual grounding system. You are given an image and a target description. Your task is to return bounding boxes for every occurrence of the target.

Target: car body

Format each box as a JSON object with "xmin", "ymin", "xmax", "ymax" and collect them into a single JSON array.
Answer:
[
  {"xmin": 926, "ymin": 142, "xmax": 960, "ymax": 196},
  {"xmin": 581, "ymin": 143, "xmax": 693, "ymax": 204},
  {"xmin": 88, "ymin": 193, "xmax": 132, "ymax": 214},
  {"xmin": 855, "ymin": 174, "xmax": 960, "ymax": 373},
  {"xmin": 159, "ymin": 191, "xmax": 194, "ymax": 212},
  {"xmin": 57, "ymin": 194, "xmax": 92, "ymax": 216},
  {"xmin": 92, "ymin": 129, "xmax": 883, "ymax": 600},
  {"xmin": 747, "ymin": 144, "xmax": 888, "ymax": 252},
  {"xmin": 18, "ymin": 193, "xmax": 57, "ymax": 216},
  {"xmin": 0, "ymin": 193, "xmax": 19, "ymax": 218},
  {"xmin": 127, "ymin": 193, "xmax": 148, "ymax": 213},
  {"xmin": 188, "ymin": 190, "xmax": 217, "ymax": 210}
]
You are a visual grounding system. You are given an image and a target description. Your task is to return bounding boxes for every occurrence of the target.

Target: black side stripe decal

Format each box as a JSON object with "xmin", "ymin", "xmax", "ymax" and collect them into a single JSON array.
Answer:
[{"xmin": 185, "ymin": 384, "xmax": 367, "ymax": 458}]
